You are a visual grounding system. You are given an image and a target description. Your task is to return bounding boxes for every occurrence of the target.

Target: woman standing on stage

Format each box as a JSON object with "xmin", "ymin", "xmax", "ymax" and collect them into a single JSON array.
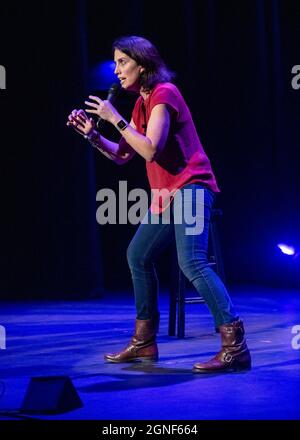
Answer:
[{"xmin": 67, "ymin": 36, "xmax": 251, "ymax": 373}]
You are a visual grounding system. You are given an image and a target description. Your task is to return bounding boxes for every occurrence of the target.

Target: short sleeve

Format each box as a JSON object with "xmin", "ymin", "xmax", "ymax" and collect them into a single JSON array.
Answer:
[{"xmin": 149, "ymin": 84, "xmax": 180, "ymax": 118}]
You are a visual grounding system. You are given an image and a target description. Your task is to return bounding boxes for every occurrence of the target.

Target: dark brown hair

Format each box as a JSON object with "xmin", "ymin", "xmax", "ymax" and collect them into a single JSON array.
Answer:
[{"xmin": 113, "ymin": 35, "xmax": 175, "ymax": 91}]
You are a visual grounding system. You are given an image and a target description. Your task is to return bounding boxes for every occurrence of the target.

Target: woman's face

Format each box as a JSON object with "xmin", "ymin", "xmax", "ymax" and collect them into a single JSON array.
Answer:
[{"xmin": 114, "ymin": 49, "xmax": 144, "ymax": 92}]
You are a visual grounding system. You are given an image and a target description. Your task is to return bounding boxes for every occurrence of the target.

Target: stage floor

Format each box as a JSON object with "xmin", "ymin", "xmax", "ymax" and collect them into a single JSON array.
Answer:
[{"xmin": 0, "ymin": 285, "xmax": 300, "ymax": 420}]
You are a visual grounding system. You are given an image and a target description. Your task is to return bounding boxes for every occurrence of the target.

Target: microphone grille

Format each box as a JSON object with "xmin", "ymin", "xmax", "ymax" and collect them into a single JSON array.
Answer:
[
  {"xmin": 107, "ymin": 82, "xmax": 120, "ymax": 102},
  {"xmin": 109, "ymin": 82, "xmax": 119, "ymax": 93}
]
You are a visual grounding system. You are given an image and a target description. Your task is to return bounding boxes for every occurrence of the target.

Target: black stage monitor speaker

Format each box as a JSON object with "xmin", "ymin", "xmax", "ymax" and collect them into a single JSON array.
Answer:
[{"xmin": 20, "ymin": 376, "xmax": 83, "ymax": 414}]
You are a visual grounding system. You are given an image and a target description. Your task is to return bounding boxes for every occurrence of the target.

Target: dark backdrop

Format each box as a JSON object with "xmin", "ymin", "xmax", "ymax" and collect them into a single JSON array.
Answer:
[{"xmin": 0, "ymin": 0, "xmax": 299, "ymax": 298}]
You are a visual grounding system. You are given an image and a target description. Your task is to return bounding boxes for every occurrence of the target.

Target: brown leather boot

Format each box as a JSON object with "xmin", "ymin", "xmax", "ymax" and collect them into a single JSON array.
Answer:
[
  {"xmin": 193, "ymin": 319, "xmax": 251, "ymax": 373},
  {"xmin": 104, "ymin": 318, "xmax": 158, "ymax": 363}
]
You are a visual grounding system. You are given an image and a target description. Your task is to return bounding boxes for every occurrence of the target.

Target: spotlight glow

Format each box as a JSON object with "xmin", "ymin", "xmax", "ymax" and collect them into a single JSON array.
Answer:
[
  {"xmin": 88, "ymin": 60, "xmax": 117, "ymax": 90},
  {"xmin": 277, "ymin": 243, "xmax": 296, "ymax": 256}
]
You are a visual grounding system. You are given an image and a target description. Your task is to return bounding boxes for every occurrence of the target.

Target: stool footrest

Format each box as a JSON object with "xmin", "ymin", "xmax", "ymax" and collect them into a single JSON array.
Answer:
[{"xmin": 184, "ymin": 297, "xmax": 205, "ymax": 304}]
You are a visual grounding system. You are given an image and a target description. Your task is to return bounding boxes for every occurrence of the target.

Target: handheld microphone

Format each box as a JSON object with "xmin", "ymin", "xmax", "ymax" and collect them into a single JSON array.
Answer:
[{"xmin": 96, "ymin": 82, "xmax": 120, "ymax": 130}]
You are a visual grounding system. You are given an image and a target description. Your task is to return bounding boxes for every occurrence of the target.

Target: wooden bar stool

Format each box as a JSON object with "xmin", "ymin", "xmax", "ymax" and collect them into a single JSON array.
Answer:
[{"xmin": 168, "ymin": 209, "xmax": 225, "ymax": 338}]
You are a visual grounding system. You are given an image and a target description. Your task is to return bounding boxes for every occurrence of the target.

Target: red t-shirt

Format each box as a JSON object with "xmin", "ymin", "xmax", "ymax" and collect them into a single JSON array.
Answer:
[{"xmin": 131, "ymin": 82, "xmax": 220, "ymax": 214}]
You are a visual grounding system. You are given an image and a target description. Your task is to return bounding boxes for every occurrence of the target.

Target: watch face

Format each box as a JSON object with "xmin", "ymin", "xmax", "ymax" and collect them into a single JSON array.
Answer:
[{"xmin": 117, "ymin": 120, "xmax": 127, "ymax": 130}]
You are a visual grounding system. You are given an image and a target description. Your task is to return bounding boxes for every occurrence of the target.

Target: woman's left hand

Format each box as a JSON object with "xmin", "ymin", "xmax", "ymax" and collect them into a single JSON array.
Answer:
[{"xmin": 85, "ymin": 96, "xmax": 120, "ymax": 124}]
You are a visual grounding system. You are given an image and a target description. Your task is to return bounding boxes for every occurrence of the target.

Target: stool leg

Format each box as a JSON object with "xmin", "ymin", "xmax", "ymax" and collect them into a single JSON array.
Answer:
[
  {"xmin": 168, "ymin": 281, "xmax": 177, "ymax": 336},
  {"xmin": 177, "ymin": 269, "xmax": 186, "ymax": 338},
  {"xmin": 168, "ymin": 243, "xmax": 178, "ymax": 336}
]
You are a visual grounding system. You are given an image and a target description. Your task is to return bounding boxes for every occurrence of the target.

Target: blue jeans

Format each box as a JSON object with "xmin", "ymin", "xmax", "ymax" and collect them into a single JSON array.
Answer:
[{"xmin": 127, "ymin": 183, "xmax": 238, "ymax": 327}]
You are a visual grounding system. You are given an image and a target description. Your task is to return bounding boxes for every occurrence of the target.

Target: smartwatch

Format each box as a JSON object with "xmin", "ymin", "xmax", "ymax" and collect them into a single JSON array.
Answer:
[{"xmin": 116, "ymin": 119, "xmax": 128, "ymax": 131}]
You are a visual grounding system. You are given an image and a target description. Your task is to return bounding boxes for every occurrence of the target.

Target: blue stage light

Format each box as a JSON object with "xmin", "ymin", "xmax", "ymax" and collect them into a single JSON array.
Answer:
[
  {"xmin": 277, "ymin": 243, "xmax": 298, "ymax": 257},
  {"xmin": 88, "ymin": 60, "xmax": 117, "ymax": 90},
  {"xmin": 277, "ymin": 243, "xmax": 295, "ymax": 256}
]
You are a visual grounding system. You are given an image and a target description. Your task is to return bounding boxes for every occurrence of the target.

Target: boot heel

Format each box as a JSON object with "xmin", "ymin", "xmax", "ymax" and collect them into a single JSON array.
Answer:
[{"xmin": 234, "ymin": 361, "xmax": 252, "ymax": 372}]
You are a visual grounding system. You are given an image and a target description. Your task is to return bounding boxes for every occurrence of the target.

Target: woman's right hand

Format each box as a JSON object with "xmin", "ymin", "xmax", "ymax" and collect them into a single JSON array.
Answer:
[{"xmin": 66, "ymin": 109, "xmax": 95, "ymax": 136}]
